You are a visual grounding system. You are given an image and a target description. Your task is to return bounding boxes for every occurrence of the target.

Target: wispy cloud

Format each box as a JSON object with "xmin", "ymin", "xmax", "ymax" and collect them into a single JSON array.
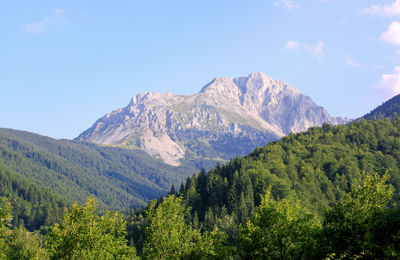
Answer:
[
  {"xmin": 305, "ymin": 41, "xmax": 325, "ymax": 60},
  {"xmin": 346, "ymin": 58, "xmax": 360, "ymax": 67},
  {"xmin": 273, "ymin": 0, "xmax": 299, "ymax": 10},
  {"xmin": 373, "ymin": 65, "xmax": 385, "ymax": 70},
  {"xmin": 381, "ymin": 21, "xmax": 400, "ymax": 45},
  {"xmin": 363, "ymin": 0, "xmax": 400, "ymax": 16},
  {"xmin": 284, "ymin": 41, "xmax": 299, "ymax": 50},
  {"xmin": 374, "ymin": 66, "xmax": 400, "ymax": 100},
  {"xmin": 23, "ymin": 9, "xmax": 67, "ymax": 34},
  {"xmin": 283, "ymin": 40, "xmax": 325, "ymax": 60}
]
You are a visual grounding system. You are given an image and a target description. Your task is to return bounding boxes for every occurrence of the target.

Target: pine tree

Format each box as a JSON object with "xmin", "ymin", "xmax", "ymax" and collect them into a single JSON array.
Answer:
[{"xmin": 204, "ymin": 207, "xmax": 215, "ymax": 231}]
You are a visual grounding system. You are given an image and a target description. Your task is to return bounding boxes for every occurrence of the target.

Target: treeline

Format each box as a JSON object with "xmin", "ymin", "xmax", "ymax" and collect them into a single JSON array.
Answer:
[{"xmin": 1, "ymin": 172, "xmax": 399, "ymax": 259}]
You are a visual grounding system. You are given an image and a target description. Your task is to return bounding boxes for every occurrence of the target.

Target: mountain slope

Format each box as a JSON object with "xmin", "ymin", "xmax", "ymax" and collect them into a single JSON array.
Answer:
[
  {"xmin": 0, "ymin": 128, "xmax": 191, "ymax": 210},
  {"xmin": 77, "ymin": 72, "xmax": 349, "ymax": 166},
  {"xmin": 174, "ymin": 118, "xmax": 400, "ymax": 236},
  {"xmin": 363, "ymin": 93, "xmax": 400, "ymax": 120},
  {"xmin": 0, "ymin": 164, "xmax": 68, "ymax": 231}
]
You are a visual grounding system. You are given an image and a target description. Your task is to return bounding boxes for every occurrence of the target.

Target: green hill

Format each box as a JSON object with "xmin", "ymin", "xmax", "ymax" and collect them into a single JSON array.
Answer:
[
  {"xmin": 363, "ymin": 94, "xmax": 400, "ymax": 120},
  {"xmin": 174, "ymin": 118, "xmax": 400, "ymax": 235},
  {"xmin": 0, "ymin": 128, "xmax": 192, "ymax": 212}
]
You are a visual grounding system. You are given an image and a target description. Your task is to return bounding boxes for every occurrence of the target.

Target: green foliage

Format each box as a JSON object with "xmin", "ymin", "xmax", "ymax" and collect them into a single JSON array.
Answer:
[
  {"xmin": 142, "ymin": 195, "xmax": 226, "ymax": 259},
  {"xmin": 0, "ymin": 164, "xmax": 67, "ymax": 231},
  {"xmin": 320, "ymin": 173, "xmax": 396, "ymax": 258},
  {"xmin": 46, "ymin": 197, "xmax": 137, "ymax": 259},
  {"xmin": 0, "ymin": 197, "xmax": 48, "ymax": 260},
  {"xmin": 5, "ymin": 226, "xmax": 48, "ymax": 260},
  {"xmin": 239, "ymin": 189, "xmax": 318, "ymax": 259},
  {"xmin": 174, "ymin": 118, "xmax": 400, "ymax": 242},
  {"xmin": 0, "ymin": 127, "xmax": 193, "ymax": 212},
  {"xmin": 126, "ymin": 210, "xmax": 147, "ymax": 255},
  {"xmin": 0, "ymin": 197, "xmax": 12, "ymax": 259}
]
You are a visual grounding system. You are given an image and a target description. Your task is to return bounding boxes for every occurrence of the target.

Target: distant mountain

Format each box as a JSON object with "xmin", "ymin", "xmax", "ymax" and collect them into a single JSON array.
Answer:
[
  {"xmin": 363, "ymin": 94, "xmax": 400, "ymax": 120},
  {"xmin": 0, "ymin": 128, "xmax": 191, "ymax": 210},
  {"xmin": 77, "ymin": 72, "xmax": 349, "ymax": 166}
]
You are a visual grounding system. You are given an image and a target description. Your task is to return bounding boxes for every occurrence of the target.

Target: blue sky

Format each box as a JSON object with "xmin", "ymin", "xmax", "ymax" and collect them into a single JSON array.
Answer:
[{"xmin": 1, "ymin": 0, "xmax": 400, "ymax": 139}]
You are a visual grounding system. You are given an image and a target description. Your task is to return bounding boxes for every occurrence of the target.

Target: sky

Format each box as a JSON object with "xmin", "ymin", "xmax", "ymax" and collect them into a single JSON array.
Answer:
[{"xmin": 2, "ymin": 0, "xmax": 400, "ymax": 139}]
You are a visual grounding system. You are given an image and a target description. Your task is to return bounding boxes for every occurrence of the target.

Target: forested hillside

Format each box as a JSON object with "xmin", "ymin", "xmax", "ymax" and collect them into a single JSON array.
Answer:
[
  {"xmin": 2, "ymin": 118, "xmax": 400, "ymax": 258},
  {"xmin": 0, "ymin": 128, "xmax": 192, "ymax": 211},
  {"xmin": 0, "ymin": 164, "xmax": 67, "ymax": 231},
  {"xmin": 363, "ymin": 93, "xmax": 400, "ymax": 120},
  {"xmin": 169, "ymin": 118, "xmax": 400, "ymax": 237}
]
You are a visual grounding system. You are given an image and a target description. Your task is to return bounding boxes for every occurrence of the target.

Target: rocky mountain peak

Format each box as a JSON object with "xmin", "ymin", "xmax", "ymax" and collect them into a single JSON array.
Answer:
[{"xmin": 76, "ymin": 73, "xmax": 350, "ymax": 166}]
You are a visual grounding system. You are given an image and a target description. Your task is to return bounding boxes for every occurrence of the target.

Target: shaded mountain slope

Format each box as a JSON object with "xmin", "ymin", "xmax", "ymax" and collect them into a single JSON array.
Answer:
[
  {"xmin": 0, "ymin": 128, "xmax": 191, "ymax": 210},
  {"xmin": 0, "ymin": 164, "xmax": 68, "ymax": 231}
]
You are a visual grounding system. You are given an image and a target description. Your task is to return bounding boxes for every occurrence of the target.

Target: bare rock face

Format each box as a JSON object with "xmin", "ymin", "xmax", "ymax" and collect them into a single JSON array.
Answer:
[{"xmin": 76, "ymin": 72, "xmax": 349, "ymax": 166}]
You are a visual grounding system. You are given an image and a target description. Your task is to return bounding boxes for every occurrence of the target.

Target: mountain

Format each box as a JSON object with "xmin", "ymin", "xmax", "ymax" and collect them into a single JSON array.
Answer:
[
  {"xmin": 0, "ymin": 128, "xmax": 191, "ymax": 211},
  {"xmin": 77, "ymin": 72, "xmax": 349, "ymax": 166},
  {"xmin": 363, "ymin": 93, "xmax": 400, "ymax": 120}
]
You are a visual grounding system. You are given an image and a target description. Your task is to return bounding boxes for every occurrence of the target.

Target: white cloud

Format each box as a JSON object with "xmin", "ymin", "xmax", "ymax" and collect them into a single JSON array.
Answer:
[
  {"xmin": 283, "ymin": 40, "xmax": 325, "ymax": 60},
  {"xmin": 381, "ymin": 21, "xmax": 400, "ymax": 45},
  {"xmin": 346, "ymin": 58, "xmax": 360, "ymax": 67},
  {"xmin": 363, "ymin": 0, "xmax": 400, "ymax": 16},
  {"xmin": 273, "ymin": 0, "xmax": 299, "ymax": 10},
  {"xmin": 305, "ymin": 41, "xmax": 325, "ymax": 60},
  {"xmin": 375, "ymin": 66, "xmax": 400, "ymax": 99},
  {"xmin": 284, "ymin": 41, "xmax": 299, "ymax": 50},
  {"xmin": 23, "ymin": 9, "xmax": 67, "ymax": 34}
]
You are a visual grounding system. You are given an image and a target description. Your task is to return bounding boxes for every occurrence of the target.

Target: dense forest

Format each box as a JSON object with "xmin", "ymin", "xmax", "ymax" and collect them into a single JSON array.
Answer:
[
  {"xmin": 0, "ymin": 128, "xmax": 195, "ymax": 211},
  {"xmin": 127, "ymin": 117, "xmax": 400, "ymax": 258},
  {"xmin": 167, "ymin": 118, "xmax": 400, "ymax": 231},
  {"xmin": 0, "ymin": 164, "xmax": 67, "ymax": 232},
  {"xmin": 2, "ymin": 117, "xmax": 400, "ymax": 258},
  {"xmin": 1, "ymin": 172, "xmax": 399, "ymax": 259}
]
